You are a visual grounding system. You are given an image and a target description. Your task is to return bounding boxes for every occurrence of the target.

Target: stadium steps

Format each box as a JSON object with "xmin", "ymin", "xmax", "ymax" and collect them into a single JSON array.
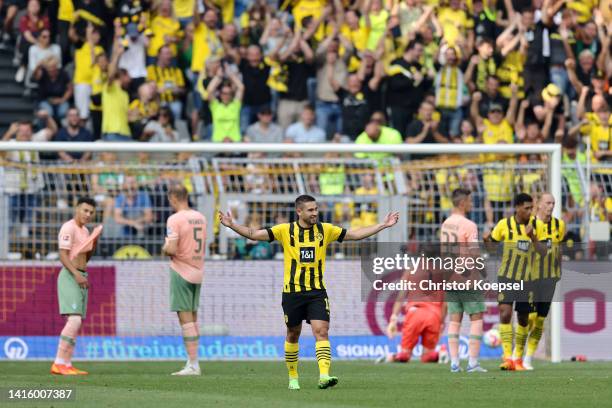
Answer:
[{"xmin": 0, "ymin": 47, "xmax": 32, "ymax": 135}]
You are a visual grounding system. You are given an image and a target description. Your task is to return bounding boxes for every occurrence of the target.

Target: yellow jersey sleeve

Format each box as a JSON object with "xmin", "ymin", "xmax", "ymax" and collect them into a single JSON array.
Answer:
[
  {"xmin": 146, "ymin": 65, "xmax": 156, "ymax": 81},
  {"xmin": 558, "ymin": 218, "xmax": 566, "ymax": 241},
  {"xmin": 490, "ymin": 219, "xmax": 507, "ymax": 242},
  {"xmin": 267, "ymin": 223, "xmax": 288, "ymax": 243},
  {"xmin": 323, "ymin": 223, "xmax": 347, "ymax": 244},
  {"xmin": 175, "ymin": 68, "xmax": 185, "ymax": 87}
]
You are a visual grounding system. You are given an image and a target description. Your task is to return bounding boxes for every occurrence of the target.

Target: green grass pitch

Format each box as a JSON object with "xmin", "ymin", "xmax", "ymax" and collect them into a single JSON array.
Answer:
[{"xmin": 1, "ymin": 361, "xmax": 611, "ymax": 408}]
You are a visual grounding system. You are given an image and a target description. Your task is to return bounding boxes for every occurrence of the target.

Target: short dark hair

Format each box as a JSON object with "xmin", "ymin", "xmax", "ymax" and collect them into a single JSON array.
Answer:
[
  {"xmin": 168, "ymin": 183, "xmax": 189, "ymax": 202},
  {"xmin": 303, "ymin": 104, "xmax": 315, "ymax": 113},
  {"xmin": 157, "ymin": 44, "xmax": 171, "ymax": 57},
  {"xmin": 159, "ymin": 106, "xmax": 175, "ymax": 127},
  {"xmin": 295, "ymin": 194, "xmax": 316, "ymax": 209},
  {"xmin": 514, "ymin": 193, "xmax": 533, "ymax": 207},
  {"xmin": 405, "ymin": 39, "xmax": 422, "ymax": 51},
  {"xmin": 451, "ymin": 188, "xmax": 471, "ymax": 207},
  {"xmin": 77, "ymin": 197, "xmax": 96, "ymax": 207},
  {"xmin": 562, "ymin": 135, "xmax": 578, "ymax": 149}
]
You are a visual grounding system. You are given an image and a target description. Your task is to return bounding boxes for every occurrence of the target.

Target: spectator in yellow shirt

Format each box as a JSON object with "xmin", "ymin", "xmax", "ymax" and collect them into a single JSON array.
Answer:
[
  {"xmin": 73, "ymin": 24, "xmax": 103, "ymax": 122},
  {"xmin": 471, "ymin": 84, "xmax": 519, "ymax": 223},
  {"xmin": 209, "ymin": 0, "xmax": 235, "ymax": 25},
  {"xmin": 102, "ymin": 38, "xmax": 132, "ymax": 141},
  {"xmin": 147, "ymin": 45, "xmax": 186, "ymax": 119},
  {"xmin": 192, "ymin": 7, "xmax": 221, "ymax": 74},
  {"xmin": 578, "ymin": 91, "xmax": 612, "ymax": 165},
  {"xmin": 437, "ymin": 0, "xmax": 474, "ymax": 49},
  {"xmin": 147, "ymin": 0, "xmax": 182, "ymax": 62},
  {"xmin": 174, "ymin": 0, "xmax": 196, "ymax": 28}
]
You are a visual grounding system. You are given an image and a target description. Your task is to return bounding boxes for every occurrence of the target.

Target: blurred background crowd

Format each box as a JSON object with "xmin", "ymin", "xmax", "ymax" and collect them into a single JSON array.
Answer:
[{"xmin": 0, "ymin": 0, "xmax": 609, "ymax": 148}]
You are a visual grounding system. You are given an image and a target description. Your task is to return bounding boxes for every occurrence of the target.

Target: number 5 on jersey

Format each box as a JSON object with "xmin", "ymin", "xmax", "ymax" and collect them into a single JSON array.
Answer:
[{"xmin": 193, "ymin": 227, "xmax": 204, "ymax": 254}]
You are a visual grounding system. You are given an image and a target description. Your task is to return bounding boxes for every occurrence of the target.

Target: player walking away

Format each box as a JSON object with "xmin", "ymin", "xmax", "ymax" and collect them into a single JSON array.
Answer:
[
  {"xmin": 219, "ymin": 195, "xmax": 399, "ymax": 390},
  {"xmin": 51, "ymin": 197, "xmax": 100, "ymax": 375},
  {"xmin": 483, "ymin": 193, "xmax": 546, "ymax": 371},
  {"xmin": 162, "ymin": 184, "xmax": 207, "ymax": 376},
  {"xmin": 522, "ymin": 193, "xmax": 565, "ymax": 370},
  {"xmin": 379, "ymin": 267, "xmax": 446, "ymax": 364},
  {"xmin": 441, "ymin": 188, "xmax": 487, "ymax": 373}
]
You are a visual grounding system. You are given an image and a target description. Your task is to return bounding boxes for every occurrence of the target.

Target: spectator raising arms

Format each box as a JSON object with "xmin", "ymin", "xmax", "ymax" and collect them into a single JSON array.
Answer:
[
  {"xmin": 275, "ymin": 30, "xmax": 314, "ymax": 130},
  {"xmin": 386, "ymin": 39, "xmax": 433, "ymax": 135},
  {"xmin": 147, "ymin": 0, "xmax": 182, "ymax": 63},
  {"xmin": 101, "ymin": 36, "xmax": 132, "ymax": 142},
  {"xmin": 206, "ymin": 62, "xmax": 245, "ymax": 143},
  {"xmin": 26, "ymin": 28, "xmax": 60, "ymax": 90},
  {"xmin": 239, "ymin": 45, "xmax": 272, "ymax": 133},
  {"xmin": 73, "ymin": 24, "xmax": 103, "ymax": 123},
  {"xmin": 32, "ymin": 55, "xmax": 72, "ymax": 121}
]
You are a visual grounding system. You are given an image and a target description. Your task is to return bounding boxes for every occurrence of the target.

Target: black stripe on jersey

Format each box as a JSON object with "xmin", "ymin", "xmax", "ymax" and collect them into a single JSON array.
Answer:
[
  {"xmin": 317, "ymin": 259, "xmax": 323, "ymax": 289},
  {"xmin": 316, "ymin": 222, "xmax": 324, "ymax": 247},
  {"xmin": 503, "ymin": 249, "xmax": 513, "ymax": 277},
  {"xmin": 506, "ymin": 218, "xmax": 513, "ymax": 240},
  {"xmin": 309, "ymin": 267, "xmax": 315, "ymax": 290},
  {"xmin": 554, "ymin": 217, "xmax": 559, "ymax": 233},
  {"xmin": 266, "ymin": 227, "xmax": 274, "ymax": 242},
  {"xmin": 511, "ymin": 254, "xmax": 521, "ymax": 280},
  {"xmin": 289, "ymin": 259, "xmax": 297, "ymax": 292},
  {"xmin": 289, "ymin": 223, "xmax": 295, "ymax": 247},
  {"xmin": 298, "ymin": 226, "xmax": 304, "ymax": 243},
  {"xmin": 547, "ymin": 219, "xmax": 552, "ymax": 235},
  {"xmin": 338, "ymin": 228, "xmax": 347, "ymax": 243},
  {"xmin": 299, "ymin": 266, "xmax": 306, "ymax": 289},
  {"xmin": 308, "ymin": 228, "xmax": 314, "ymax": 242}
]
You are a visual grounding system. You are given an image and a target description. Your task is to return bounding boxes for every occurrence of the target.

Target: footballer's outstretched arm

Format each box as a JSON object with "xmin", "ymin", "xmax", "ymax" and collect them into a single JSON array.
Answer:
[
  {"xmin": 218, "ymin": 210, "xmax": 270, "ymax": 241},
  {"xmin": 344, "ymin": 212, "xmax": 399, "ymax": 241}
]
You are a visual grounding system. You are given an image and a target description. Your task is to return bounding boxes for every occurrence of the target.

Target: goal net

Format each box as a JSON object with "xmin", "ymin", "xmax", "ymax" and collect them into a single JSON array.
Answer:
[{"xmin": 0, "ymin": 142, "xmax": 607, "ymax": 362}]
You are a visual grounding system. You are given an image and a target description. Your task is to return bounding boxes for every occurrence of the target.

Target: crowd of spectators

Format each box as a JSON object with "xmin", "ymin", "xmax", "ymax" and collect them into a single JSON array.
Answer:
[
  {"xmin": 0, "ymin": 0, "xmax": 607, "ymax": 150},
  {"xmin": 0, "ymin": 0, "xmax": 611, "ymax": 251}
]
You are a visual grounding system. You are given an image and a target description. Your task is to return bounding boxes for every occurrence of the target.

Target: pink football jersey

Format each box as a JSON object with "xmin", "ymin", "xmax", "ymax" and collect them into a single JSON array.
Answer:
[
  {"xmin": 440, "ymin": 214, "xmax": 479, "ymax": 243},
  {"xmin": 58, "ymin": 219, "xmax": 90, "ymax": 253},
  {"xmin": 166, "ymin": 209, "xmax": 207, "ymax": 284}
]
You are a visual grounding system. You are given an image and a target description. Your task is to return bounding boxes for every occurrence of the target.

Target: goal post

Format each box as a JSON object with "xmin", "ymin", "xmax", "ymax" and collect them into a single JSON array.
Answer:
[{"xmin": 0, "ymin": 142, "xmax": 564, "ymax": 362}]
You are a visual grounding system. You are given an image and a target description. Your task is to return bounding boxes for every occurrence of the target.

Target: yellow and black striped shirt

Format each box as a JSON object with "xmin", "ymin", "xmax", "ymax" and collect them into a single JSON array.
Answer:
[
  {"xmin": 146, "ymin": 65, "xmax": 185, "ymax": 103},
  {"xmin": 491, "ymin": 216, "xmax": 541, "ymax": 281},
  {"xmin": 267, "ymin": 222, "xmax": 346, "ymax": 293},
  {"xmin": 533, "ymin": 217, "xmax": 566, "ymax": 280}
]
